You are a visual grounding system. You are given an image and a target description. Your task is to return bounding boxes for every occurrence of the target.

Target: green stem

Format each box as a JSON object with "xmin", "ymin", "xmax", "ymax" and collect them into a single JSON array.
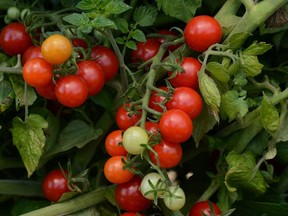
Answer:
[
  {"xmin": 197, "ymin": 178, "xmax": 221, "ymax": 202},
  {"xmin": 0, "ymin": 180, "xmax": 43, "ymax": 197},
  {"xmin": 241, "ymin": 0, "xmax": 255, "ymax": 11},
  {"xmin": 0, "ymin": 66, "xmax": 22, "ymax": 74}
]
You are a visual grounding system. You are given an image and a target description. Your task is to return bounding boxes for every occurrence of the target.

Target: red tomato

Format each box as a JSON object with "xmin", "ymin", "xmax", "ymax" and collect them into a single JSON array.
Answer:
[
  {"xmin": 72, "ymin": 38, "xmax": 88, "ymax": 59},
  {"xmin": 159, "ymin": 109, "xmax": 193, "ymax": 143},
  {"xmin": 168, "ymin": 57, "xmax": 202, "ymax": 90},
  {"xmin": 131, "ymin": 38, "xmax": 161, "ymax": 63},
  {"xmin": 22, "ymin": 58, "xmax": 53, "ymax": 88},
  {"xmin": 189, "ymin": 201, "xmax": 221, "ymax": 216},
  {"xmin": 90, "ymin": 45, "xmax": 119, "ymax": 81},
  {"xmin": 22, "ymin": 46, "xmax": 43, "ymax": 65},
  {"xmin": 148, "ymin": 86, "xmax": 168, "ymax": 113},
  {"xmin": 42, "ymin": 169, "xmax": 70, "ymax": 202},
  {"xmin": 149, "ymin": 139, "xmax": 182, "ymax": 168},
  {"xmin": 115, "ymin": 176, "xmax": 152, "ymax": 212},
  {"xmin": 145, "ymin": 121, "xmax": 159, "ymax": 136},
  {"xmin": 166, "ymin": 87, "xmax": 203, "ymax": 119},
  {"xmin": 35, "ymin": 80, "xmax": 57, "ymax": 100},
  {"xmin": 157, "ymin": 29, "xmax": 180, "ymax": 52},
  {"xmin": 77, "ymin": 60, "xmax": 105, "ymax": 96},
  {"xmin": 115, "ymin": 103, "xmax": 142, "ymax": 130},
  {"xmin": 184, "ymin": 15, "xmax": 222, "ymax": 52},
  {"xmin": 105, "ymin": 130, "xmax": 127, "ymax": 156},
  {"xmin": 104, "ymin": 156, "xmax": 134, "ymax": 184},
  {"xmin": 55, "ymin": 75, "xmax": 88, "ymax": 108},
  {"xmin": 0, "ymin": 22, "xmax": 33, "ymax": 56},
  {"xmin": 121, "ymin": 213, "xmax": 144, "ymax": 216}
]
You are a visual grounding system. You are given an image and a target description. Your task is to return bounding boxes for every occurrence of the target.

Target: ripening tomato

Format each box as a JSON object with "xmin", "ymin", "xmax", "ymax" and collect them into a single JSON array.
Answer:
[
  {"xmin": 168, "ymin": 57, "xmax": 202, "ymax": 90},
  {"xmin": 105, "ymin": 130, "xmax": 127, "ymax": 156},
  {"xmin": 166, "ymin": 87, "xmax": 203, "ymax": 119},
  {"xmin": 104, "ymin": 156, "xmax": 134, "ymax": 184},
  {"xmin": 115, "ymin": 176, "xmax": 152, "ymax": 212},
  {"xmin": 159, "ymin": 109, "xmax": 193, "ymax": 143},
  {"xmin": 148, "ymin": 86, "xmax": 168, "ymax": 113},
  {"xmin": 121, "ymin": 213, "xmax": 144, "ymax": 216},
  {"xmin": 42, "ymin": 169, "xmax": 70, "ymax": 202},
  {"xmin": 22, "ymin": 46, "xmax": 43, "ymax": 65},
  {"xmin": 149, "ymin": 139, "xmax": 182, "ymax": 169},
  {"xmin": 35, "ymin": 80, "xmax": 57, "ymax": 100},
  {"xmin": 131, "ymin": 38, "xmax": 161, "ymax": 63},
  {"xmin": 115, "ymin": 103, "xmax": 142, "ymax": 130},
  {"xmin": 189, "ymin": 201, "xmax": 221, "ymax": 216},
  {"xmin": 184, "ymin": 15, "xmax": 222, "ymax": 52},
  {"xmin": 41, "ymin": 34, "xmax": 72, "ymax": 64},
  {"xmin": 90, "ymin": 45, "xmax": 119, "ymax": 81},
  {"xmin": 55, "ymin": 75, "xmax": 88, "ymax": 108},
  {"xmin": 157, "ymin": 29, "xmax": 180, "ymax": 52},
  {"xmin": 77, "ymin": 60, "xmax": 105, "ymax": 96},
  {"xmin": 22, "ymin": 58, "xmax": 53, "ymax": 88}
]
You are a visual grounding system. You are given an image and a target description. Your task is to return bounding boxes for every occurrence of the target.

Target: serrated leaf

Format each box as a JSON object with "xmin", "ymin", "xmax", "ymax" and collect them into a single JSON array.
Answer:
[
  {"xmin": 133, "ymin": 5, "xmax": 158, "ymax": 27},
  {"xmin": 131, "ymin": 29, "xmax": 146, "ymax": 42},
  {"xmin": 104, "ymin": 0, "xmax": 131, "ymax": 15},
  {"xmin": 126, "ymin": 40, "xmax": 137, "ymax": 50},
  {"xmin": 91, "ymin": 86, "xmax": 115, "ymax": 117},
  {"xmin": 243, "ymin": 41, "xmax": 272, "ymax": 56},
  {"xmin": 76, "ymin": 0, "xmax": 97, "ymax": 10},
  {"xmin": 242, "ymin": 55, "xmax": 263, "ymax": 77},
  {"xmin": 63, "ymin": 13, "xmax": 89, "ymax": 26},
  {"xmin": 114, "ymin": 18, "xmax": 129, "ymax": 33},
  {"xmin": 91, "ymin": 15, "xmax": 116, "ymax": 29},
  {"xmin": 260, "ymin": 97, "xmax": 280, "ymax": 133},
  {"xmin": 206, "ymin": 62, "xmax": 230, "ymax": 83},
  {"xmin": 0, "ymin": 79, "xmax": 14, "ymax": 112},
  {"xmin": 115, "ymin": 37, "xmax": 125, "ymax": 44},
  {"xmin": 11, "ymin": 114, "xmax": 48, "ymax": 177}
]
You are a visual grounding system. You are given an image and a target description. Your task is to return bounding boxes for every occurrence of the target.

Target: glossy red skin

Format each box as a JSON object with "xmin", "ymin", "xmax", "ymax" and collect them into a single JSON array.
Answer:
[
  {"xmin": 189, "ymin": 201, "xmax": 221, "ymax": 216},
  {"xmin": 55, "ymin": 75, "xmax": 88, "ymax": 108},
  {"xmin": 149, "ymin": 139, "xmax": 182, "ymax": 168},
  {"xmin": 168, "ymin": 57, "xmax": 202, "ymax": 90},
  {"xmin": 148, "ymin": 86, "xmax": 168, "ymax": 113},
  {"xmin": 115, "ymin": 176, "xmax": 152, "ymax": 212},
  {"xmin": 42, "ymin": 169, "xmax": 70, "ymax": 202},
  {"xmin": 90, "ymin": 45, "xmax": 119, "ymax": 81},
  {"xmin": 22, "ymin": 46, "xmax": 43, "ymax": 65},
  {"xmin": 23, "ymin": 58, "xmax": 53, "ymax": 88},
  {"xmin": 159, "ymin": 109, "xmax": 193, "ymax": 143},
  {"xmin": 131, "ymin": 38, "xmax": 161, "ymax": 63},
  {"xmin": 115, "ymin": 104, "xmax": 142, "ymax": 130},
  {"xmin": 35, "ymin": 80, "xmax": 57, "ymax": 100},
  {"xmin": 184, "ymin": 15, "xmax": 222, "ymax": 52},
  {"xmin": 157, "ymin": 29, "xmax": 179, "ymax": 52},
  {"xmin": 166, "ymin": 87, "xmax": 203, "ymax": 120},
  {"xmin": 77, "ymin": 60, "xmax": 105, "ymax": 96},
  {"xmin": 121, "ymin": 213, "xmax": 144, "ymax": 216},
  {"xmin": 72, "ymin": 38, "xmax": 88, "ymax": 59},
  {"xmin": 105, "ymin": 130, "xmax": 127, "ymax": 156},
  {"xmin": 145, "ymin": 121, "xmax": 159, "ymax": 136},
  {"xmin": 0, "ymin": 22, "xmax": 33, "ymax": 56}
]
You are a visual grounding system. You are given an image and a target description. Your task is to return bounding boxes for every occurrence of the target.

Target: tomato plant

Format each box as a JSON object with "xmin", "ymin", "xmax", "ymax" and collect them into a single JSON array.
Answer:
[{"xmin": 104, "ymin": 130, "xmax": 127, "ymax": 156}]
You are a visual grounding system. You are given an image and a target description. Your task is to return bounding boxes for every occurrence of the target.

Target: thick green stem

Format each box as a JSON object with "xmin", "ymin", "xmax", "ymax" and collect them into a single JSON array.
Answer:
[
  {"xmin": 0, "ymin": 66, "xmax": 22, "ymax": 74},
  {"xmin": 197, "ymin": 178, "xmax": 221, "ymax": 202}
]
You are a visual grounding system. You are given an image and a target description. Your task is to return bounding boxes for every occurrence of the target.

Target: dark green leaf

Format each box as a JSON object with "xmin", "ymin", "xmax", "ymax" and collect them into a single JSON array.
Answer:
[
  {"xmin": 131, "ymin": 29, "xmax": 146, "ymax": 42},
  {"xmin": 276, "ymin": 111, "xmax": 288, "ymax": 142},
  {"xmin": 115, "ymin": 37, "xmax": 125, "ymax": 44},
  {"xmin": 90, "ymin": 87, "xmax": 115, "ymax": 117},
  {"xmin": 0, "ymin": 180, "xmax": 43, "ymax": 196},
  {"xmin": 206, "ymin": 62, "xmax": 230, "ymax": 82},
  {"xmin": 91, "ymin": 15, "xmax": 116, "ymax": 29},
  {"xmin": 126, "ymin": 40, "xmax": 137, "ymax": 50},
  {"xmin": 133, "ymin": 5, "xmax": 158, "ymax": 27},
  {"xmin": 242, "ymin": 54, "xmax": 263, "ymax": 77},
  {"xmin": 260, "ymin": 97, "xmax": 280, "ymax": 133},
  {"xmin": 114, "ymin": 18, "xmax": 129, "ymax": 33},
  {"xmin": 104, "ymin": 0, "xmax": 131, "ymax": 15},
  {"xmin": 63, "ymin": 13, "xmax": 89, "ymax": 26},
  {"xmin": 243, "ymin": 41, "xmax": 272, "ymax": 56},
  {"xmin": 76, "ymin": 0, "xmax": 97, "ymax": 10},
  {"xmin": 0, "ymin": 79, "xmax": 14, "ymax": 112},
  {"xmin": 104, "ymin": 186, "xmax": 118, "ymax": 207},
  {"xmin": 61, "ymin": 0, "xmax": 79, "ymax": 8},
  {"xmin": 11, "ymin": 198, "xmax": 49, "ymax": 216}
]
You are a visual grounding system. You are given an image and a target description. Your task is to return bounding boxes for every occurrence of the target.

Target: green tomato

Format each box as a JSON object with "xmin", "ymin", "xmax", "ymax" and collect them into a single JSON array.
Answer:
[
  {"xmin": 163, "ymin": 185, "xmax": 186, "ymax": 211},
  {"xmin": 140, "ymin": 172, "xmax": 166, "ymax": 200},
  {"xmin": 7, "ymin": 6, "xmax": 20, "ymax": 20}
]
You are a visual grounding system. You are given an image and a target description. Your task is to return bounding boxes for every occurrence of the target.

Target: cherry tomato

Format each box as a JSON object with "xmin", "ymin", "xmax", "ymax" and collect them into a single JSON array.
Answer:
[
  {"xmin": 189, "ymin": 201, "xmax": 221, "ymax": 216},
  {"xmin": 121, "ymin": 213, "xmax": 144, "ymax": 216},
  {"xmin": 184, "ymin": 15, "xmax": 222, "ymax": 52},
  {"xmin": 115, "ymin": 103, "xmax": 142, "ymax": 130},
  {"xmin": 168, "ymin": 57, "xmax": 202, "ymax": 90},
  {"xmin": 131, "ymin": 38, "xmax": 161, "ymax": 63},
  {"xmin": 72, "ymin": 38, "xmax": 88, "ymax": 59},
  {"xmin": 55, "ymin": 75, "xmax": 88, "ymax": 108},
  {"xmin": 115, "ymin": 176, "xmax": 152, "ymax": 212},
  {"xmin": 159, "ymin": 109, "xmax": 193, "ymax": 143},
  {"xmin": 22, "ymin": 58, "xmax": 53, "ymax": 88},
  {"xmin": 0, "ymin": 22, "xmax": 33, "ymax": 56},
  {"xmin": 105, "ymin": 130, "xmax": 127, "ymax": 156},
  {"xmin": 157, "ymin": 29, "xmax": 179, "ymax": 52},
  {"xmin": 145, "ymin": 121, "xmax": 159, "ymax": 136},
  {"xmin": 90, "ymin": 45, "xmax": 119, "ymax": 81},
  {"xmin": 77, "ymin": 60, "xmax": 105, "ymax": 96},
  {"xmin": 148, "ymin": 86, "xmax": 168, "ymax": 113},
  {"xmin": 35, "ymin": 80, "xmax": 57, "ymax": 100},
  {"xmin": 140, "ymin": 172, "xmax": 166, "ymax": 200},
  {"xmin": 166, "ymin": 87, "xmax": 203, "ymax": 119},
  {"xmin": 149, "ymin": 139, "xmax": 182, "ymax": 169},
  {"xmin": 22, "ymin": 46, "xmax": 43, "ymax": 65},
  {"xmin": 104, "ymin": 156, "xmax": 134, "ymax": 184},
  {"xmin": 41, "ymin": 34, "xmax": 72, "ymax": 64},
  {"xmin": 42, "ymin": 169, "xmax": 70, "ymax": 202},
  {"xmin": 163, "ymin": 185, "xmax": 186, "ymax": 211}
]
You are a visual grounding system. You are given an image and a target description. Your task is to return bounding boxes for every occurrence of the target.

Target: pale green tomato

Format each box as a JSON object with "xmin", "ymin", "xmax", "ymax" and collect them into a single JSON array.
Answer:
[
  {"xmin": 7, "ymin": 7, "xmax": 20, "ymax": 20},
  {"xmin": 163, "ymin": 185, "xmax": 186, "ymax": 211},
  {"xmin": 140, "ymin": 172, "xmax": 166, "ymax": 200}
]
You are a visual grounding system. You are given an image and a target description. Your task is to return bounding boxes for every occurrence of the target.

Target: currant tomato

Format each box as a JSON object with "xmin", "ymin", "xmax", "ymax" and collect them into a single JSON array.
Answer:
[
  {"xmin": 166, "ymin": 87, "xmax": 203, "ymax": 119},
  {"xmin": 77, "ymin": 60, "xmax": 105, "ymax": 96},
  {"xmin": 189, "ymin": 201, "xmax": 221, "ymax": 216},
  {"xmin": 22, "ymin": 46, "xmax": 43, "ymax": 65},
  {"xmin": 163, "ymin": 186, "xmax": 186, "ymax": 211},
  {"xmin": 0, "ymin": 22, "xmax": 33, "ymax": 56},
  {"xmin": 115, "ymin": 104, "xmax": 142, "ymax": 130},
  {"xmin": 42, "ymin": 169, "xmax": 70, "ymax": 202},
  {"xmin": 140, "ymin": 172, "xmax": 166, "ymax": 200},
  {"xmin": 115, "ymin": 176, "xmax": 152, "ymax": 212},
  {"xmin": 148, "ymin": 86, "xmax": 168, "ymax": 113},
  {"xmin": 168, "ymin": 57, "xmax": 202, "ymax": 90},
  {"xmin": 184, "ymin": 15, "xmax": 222, "ymax": 52},
  {"xmin": 72, "ymin": 38, "xmax": 88, "ymax": 59},
  {"xmin": 41, "ymin": 34, "xmax": 72, "ymax": 64},
  {"xmin": 105, "ymin": 130, "xmax": 127, "ymax": 156},
  {"xmin": 159, "ymin": 109, "xmax": 193, "ymax": 143},
  {"xmin": 35, "ymin": 80, "xmax": 57, "ymax": 100},
  {"xmin": 23, "ymin": 58, "xmax": 53, "ymax": 88},
  {"xmin": 149, "ymin": 139, "xmax": 182, "ymax": 169},
  {"xmin": 55, "ymin": 75, "xmax": 88, "ymax": 108},
  {"xmin": 90, "ymin": 45, "xmax": 119, "ymax": 81},
  {"xmin": 104, "ymin": 156, "xmax": 134, "ymax": 184},
  {"xmin": 145, "ymin": 121, "xmax": 159, "ymax": 136},
  {"xmin": 131, "ymin": 38, "xmax": 161, "ymax": 63},
  {"xmin": 121, "ymin": 213, "xmax": 144, "ymax": 216}
]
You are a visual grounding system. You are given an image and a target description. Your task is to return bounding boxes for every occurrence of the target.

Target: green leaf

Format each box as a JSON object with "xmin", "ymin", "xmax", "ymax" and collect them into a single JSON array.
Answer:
[
  {"xmin": 91, "ymin": 86, "xmax": 115, "ymax": 117},
  {"xmin": 133, "ymin": 5, "xmax": 158, "ymax": 27},
  {"xmin": 260, "ymin": 97, "xmax": 280, "ymax": 133},
  {"xmin": 156, "ymin": 0, "xmax": 202, "ymax": 23},
  {"xmin": 243, "ymin": 41, "xmax": 272, "ymax": 56},
  {"xmin": 91, "ymin": 15, "xmax": 116, "ymax": 29},
  {"xmin": 76, "ymin": 0, "xmax": 98, "ymax": 10},
  {"xmin": 242, "ymin": 55, "xmax": 263, "ymax": 77},
  {"xmin": 206, "ymin": 62, "xmax": 230, "ymax": 83},
  {"xmin": 103, "ymin": 0, "xmax": 132, "ymax": 15},
  {"xmin": 220, "ymin": 90, "xmax": 248, "ymax": 122},
  {"xmin": 0, "ymin": 79, "xmax": 14, "ymax": 112},
  {"xmin": 276, "ymin": 111, "xmax": 288, "ymax": 142},
  {"xmin": 11, "ymin": 114, "xmax": 48, "ymax": 177},
  {"xmin": 114, "ymin": 18, "xmax": 129, "ymax": 33},
  {"xmin": 61, "ymin": 0, "xmax": 79, "ymax": 8},
  {"xmin": 227, "ymin": 32, "xmax": 252, "ymax": 50},
  {"xmin": 63, "ymin": 13, "xmax": 89, "ymax": 26},
  {"xmin": 126, "ymin": 40, "xmax": 137, "ymax": 50},
  {"xmin": 104, "ymin": 186, "xmax": 118, "ymax": 207},
  {"xmin": 11, "ymin": 198, "xmax": 49, "ymax": 216},
  {"xmin": 0, "ymin": 180, "xmax": 43, "ymax": 196},
  {"xmin": 131, "ymin": 29, "xmax": 146, "ymax": 42}
]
